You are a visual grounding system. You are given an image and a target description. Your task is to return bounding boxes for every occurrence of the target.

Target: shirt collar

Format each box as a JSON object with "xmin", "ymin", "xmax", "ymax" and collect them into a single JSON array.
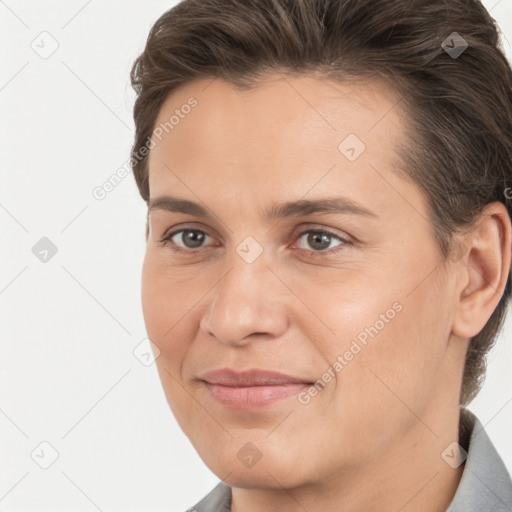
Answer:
[{"xmin": 446, "ymin": 408, "xmax": 512, "ymax": 511}]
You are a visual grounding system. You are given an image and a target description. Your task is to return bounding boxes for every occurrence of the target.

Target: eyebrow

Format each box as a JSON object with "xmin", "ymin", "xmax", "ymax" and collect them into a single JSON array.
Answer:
[{"xmin": 147, "ymin": 195, "xmax": 378, "ymax": 220}]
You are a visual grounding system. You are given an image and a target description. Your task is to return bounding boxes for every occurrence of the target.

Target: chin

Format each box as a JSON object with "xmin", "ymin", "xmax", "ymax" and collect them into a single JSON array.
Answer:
[
  {"xmin": 221, "ymin": 465, "xmax": 308, "ymax": 490},
  {"xmin": 199, "ymin": 444, "xmax": 313, "ymax": 490}
]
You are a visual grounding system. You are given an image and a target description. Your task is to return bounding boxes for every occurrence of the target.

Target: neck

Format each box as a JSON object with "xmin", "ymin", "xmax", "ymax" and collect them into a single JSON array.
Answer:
[{"xmin": 231, "ymin": 406, "xmax": 465, "ymax": 512}]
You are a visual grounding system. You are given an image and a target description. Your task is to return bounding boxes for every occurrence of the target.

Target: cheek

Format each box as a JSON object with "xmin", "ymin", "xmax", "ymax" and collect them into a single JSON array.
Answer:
[
  {"xmin": 331, "ymin": 283, "xmax": 449, "ymax": 431},
  {"xmin": 304, "ymin": 272, "xmax": 450, "ymax": 453},
  {"xmin": 141, "ymin": 254, "xmax": 197, "ymax": 365},
  {"xmin": 141, "ymin": 254, "xmax": 205, "ymax": 425}
]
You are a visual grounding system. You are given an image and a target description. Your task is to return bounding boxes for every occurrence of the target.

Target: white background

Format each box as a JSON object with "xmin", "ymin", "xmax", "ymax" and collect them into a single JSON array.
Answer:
[{"xmin": 1, "ymin": 1, "xmax": 511, "ymax": 510}]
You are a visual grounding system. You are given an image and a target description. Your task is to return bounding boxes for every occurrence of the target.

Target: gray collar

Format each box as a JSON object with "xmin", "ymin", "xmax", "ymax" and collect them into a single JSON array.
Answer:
[
  {"xmin": 190, "ymin": 480, "xmax": 231, "ymax": 512},
  {"xmin": 446, "ymin": 408, "xmax": 512, "ymax": 511},
  {"xmin": 191, "ymin": 409, "xmax": 512, "ymax": 512}
]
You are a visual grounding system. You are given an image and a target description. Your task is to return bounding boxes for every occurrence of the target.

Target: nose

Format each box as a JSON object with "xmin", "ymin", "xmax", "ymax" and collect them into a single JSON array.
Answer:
[{"xmin": 200, "ymin": 252, "xmax": 289, "ymax": 347}]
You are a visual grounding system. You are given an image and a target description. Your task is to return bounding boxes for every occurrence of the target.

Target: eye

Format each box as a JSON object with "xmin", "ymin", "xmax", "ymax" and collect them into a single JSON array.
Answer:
[
  {"xmin": 159, "ymin": 227, "xmax": 350, "ymax": 255},
  {"xmin": 294, "ymin": 229, "xmax": 349, "ymax": 254},
  {"xmin": 161, "ymin": 228, "xmax": 214, "ymax": 251}
]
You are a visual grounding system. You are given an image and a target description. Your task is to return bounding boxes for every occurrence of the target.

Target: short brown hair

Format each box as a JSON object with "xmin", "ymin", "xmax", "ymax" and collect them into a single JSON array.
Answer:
[{"xmin": 130, "ymin": 0, "xmax": 512, "ymax": 406}]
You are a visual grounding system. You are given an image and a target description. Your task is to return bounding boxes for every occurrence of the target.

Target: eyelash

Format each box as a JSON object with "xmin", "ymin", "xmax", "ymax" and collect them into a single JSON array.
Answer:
[{"xmin": 159, "ymin": 227, "xmax": 351, "ymax": 256}]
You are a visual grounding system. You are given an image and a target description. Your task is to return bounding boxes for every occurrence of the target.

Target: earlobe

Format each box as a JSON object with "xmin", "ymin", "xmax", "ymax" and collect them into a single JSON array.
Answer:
[{"xmin": 452, "ymin": 202, "xmax": 511, "ymax": 339}]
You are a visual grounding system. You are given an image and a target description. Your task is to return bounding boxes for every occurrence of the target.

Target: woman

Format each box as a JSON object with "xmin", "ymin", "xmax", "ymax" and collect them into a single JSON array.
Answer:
[{"xmin": 129, "ymin": 0, "xmax": 512, "ymax": 510}]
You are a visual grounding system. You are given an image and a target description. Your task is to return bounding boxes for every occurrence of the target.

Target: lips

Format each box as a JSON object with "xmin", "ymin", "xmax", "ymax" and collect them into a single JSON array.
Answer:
[
  {"xmin": 198, "ymin": 368, "xmax": 313, "ymax": 409},
  {"xmin": 199, "ymin": 368, "xmax": 311, "ymax": 386}
]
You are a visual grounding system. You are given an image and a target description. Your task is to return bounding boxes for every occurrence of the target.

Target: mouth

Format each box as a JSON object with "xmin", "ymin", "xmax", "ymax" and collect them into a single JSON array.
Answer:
[{"xmin": 198, "ymin": 368, "xmax": 313, "ymax": 409}]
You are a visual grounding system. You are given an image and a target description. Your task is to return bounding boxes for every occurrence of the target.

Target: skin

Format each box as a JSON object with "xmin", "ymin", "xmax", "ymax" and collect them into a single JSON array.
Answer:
[{"xmin": 141, "ymin": 73, "xmax": 511, "ymax": 512}]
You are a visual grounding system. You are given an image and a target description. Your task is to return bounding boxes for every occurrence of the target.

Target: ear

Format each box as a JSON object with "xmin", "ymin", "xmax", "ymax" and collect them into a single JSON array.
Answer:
[{"xmin": 452, "ymin": 202, "xmax": 511, "ymax": 338}]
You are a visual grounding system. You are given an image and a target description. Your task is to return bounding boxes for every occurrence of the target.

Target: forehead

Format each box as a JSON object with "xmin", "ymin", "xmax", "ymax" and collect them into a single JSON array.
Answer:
[{"xmin": 147, "ymin": 73, "xmax": 409, "ymax": 202}]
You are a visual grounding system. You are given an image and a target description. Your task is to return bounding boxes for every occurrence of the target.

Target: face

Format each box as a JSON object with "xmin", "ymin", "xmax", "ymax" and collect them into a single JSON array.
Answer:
[{"xmin": 141, "ymin": 74, "xmax": 463, "ymax": 489}]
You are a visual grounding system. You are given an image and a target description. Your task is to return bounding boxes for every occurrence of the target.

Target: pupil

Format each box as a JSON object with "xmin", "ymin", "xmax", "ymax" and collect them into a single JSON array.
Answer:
[
  {"xmin": 308, "ymin": 232, "xmax": 330, "ymax": 251},
  {"xmin": 183, "ymin": 230, "xmax": 205, "ymax": 248}
]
